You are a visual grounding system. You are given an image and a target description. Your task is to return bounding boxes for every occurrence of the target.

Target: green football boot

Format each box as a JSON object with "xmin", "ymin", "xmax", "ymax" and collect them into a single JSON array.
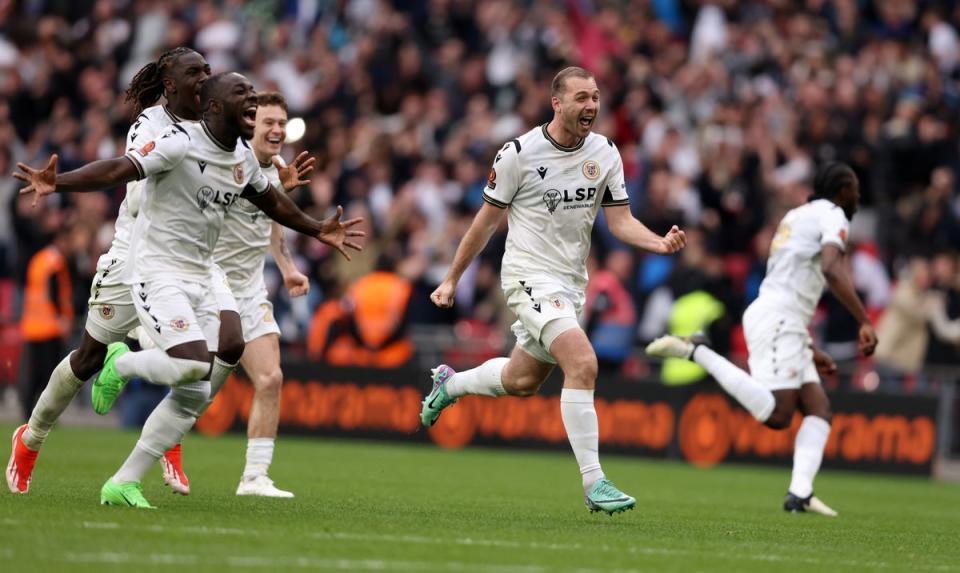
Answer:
[
  {"xmin": 419, "ymin": 365, "xmax": 458, "ymax": 427},
  {"xmin": 91, "ymin": 342, "xmax": 131, "ymax": 415},
  {"xmin": 585, "ymin": 478, "xmax": 636, "ymax": 515},
  {"xmin": 100, "ymin": 479, "xmax": 155, "ymax": 509}
]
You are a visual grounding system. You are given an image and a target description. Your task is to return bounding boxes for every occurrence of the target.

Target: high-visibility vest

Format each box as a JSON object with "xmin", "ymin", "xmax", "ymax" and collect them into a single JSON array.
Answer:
[
  {"xmin": 661, "ymin": 290, "xmax": 724, "ymax": 386},
  {"xmin": 20, "ymin": 246, "xmax": 73, "ymax": 341}
]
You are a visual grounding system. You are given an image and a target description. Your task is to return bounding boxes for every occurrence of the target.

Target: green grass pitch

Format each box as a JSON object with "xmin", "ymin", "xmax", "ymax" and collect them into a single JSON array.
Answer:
[{"xmin": 1, "ymin": 424, "xmax": 957, "ymax": 572}]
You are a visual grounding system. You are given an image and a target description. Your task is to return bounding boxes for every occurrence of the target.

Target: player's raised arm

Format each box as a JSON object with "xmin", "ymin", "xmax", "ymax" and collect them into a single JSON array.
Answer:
[
  {"xmin": 246, "ymin": 183, "xmax": 364, "ymax": 261},
  {"xmin": 821, "ymin": 244, "xmax": 877, "ymax": 355},
  {"xmin": 604, "ymin": 205, "xmax": 686, "ymax": 255},
  {"xmin": 431, "ymin": 202, "xmax": 507, "ymax": 308},
  {"xmin": 14, "ymin": 154, "xmax": 140, "ymax": 206}
]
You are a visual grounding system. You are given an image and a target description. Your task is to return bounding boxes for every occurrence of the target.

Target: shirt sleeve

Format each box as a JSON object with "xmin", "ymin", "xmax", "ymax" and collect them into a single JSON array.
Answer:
[
  {"xmin": 123, "ymin": 125, "xmax": 189, "ymax": 180},
  {"xmin": 601, "ymin": 146, "xmax": 629, "ymax": 207},
  {"xmin": 819, "ymin": 206, "xmax": 849, "ymax": 251},
  {"xmin": 240, "ymin": 147, "xmax": 270, "ymax": 198},
  {"xmin": 126, "ymin": 112, "xmax": 163, "ymax": 153},
  {"xmin": 482, "ymin": 140, "xmax": 521, "ymax": 208}
]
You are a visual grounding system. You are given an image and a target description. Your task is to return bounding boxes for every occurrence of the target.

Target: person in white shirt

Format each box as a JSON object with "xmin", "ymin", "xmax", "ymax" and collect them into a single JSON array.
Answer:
[
  {"xmin": 167, "ymin": 91, "xmax": 310, "ymax": 498},
  {"xmin": 420, "ymin": 67, "xmax": 687, "ymax": 515},
  {"xmin": 647, "ymin": 162, "xmax": 878, "ymax": 516},
  {"xmin": 6, "ymin": 47, "xmax": 211, "ymax": 495},
  {"xmin": 14, "ymin": 72, "xmax": 364, "ymax": 508}
]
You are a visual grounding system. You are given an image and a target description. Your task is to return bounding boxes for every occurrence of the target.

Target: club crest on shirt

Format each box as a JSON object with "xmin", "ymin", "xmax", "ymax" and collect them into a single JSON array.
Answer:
[
  {"xmin": 839, "ymin": 229, "xmax": 847, "ymax": 243},
  {"xmin": 233, "ymin": 163, "xmax": 244, "ymax": 184},
  {"xmin": 98, "ymin": 304, "xmax": 115, "ymax": 320},
  {"xmin": 487, "ymin": 168, "xmax": 497, "ymax": 189},
  {"xmin": 170, "ymin": 317, "xmax": 190, "ymax": 332},
  {"xmin": 136, "ymin": 141, "xmax": 156, "ymax": 157},
  {"xmin": 582, "ymin": 160, "xmax": 600, "ymax": 180},
  {"xmin": 551, "ymin": 297, "xmax": 565, "ymax": 310},
  {"xmin": 196, "ymin": 186, "xmax": 214, "ymax": 210},
  {"xmin": 543, "ymin": 189, "xmax": 561, "ymax": 214}
]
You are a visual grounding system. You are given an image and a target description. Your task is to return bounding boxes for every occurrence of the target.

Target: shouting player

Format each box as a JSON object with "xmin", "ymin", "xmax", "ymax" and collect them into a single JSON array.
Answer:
[
  {"xmin": 420, "ymin": 67, "xmax": 686, "ymax": 515},
  {"xmin": 169, "ymin": 92, "xmax": 309, "ymax": 498},
  {"xmin": 14, "ymin": 72, "xmax": 364, "ymax": 508},
  {"xmin": 6, "ymin": 47, "xmax": 210, "ymax": 494},
  {"xmin": 646, "ymin": 162, "xmax": 877, "ymax": 516}
]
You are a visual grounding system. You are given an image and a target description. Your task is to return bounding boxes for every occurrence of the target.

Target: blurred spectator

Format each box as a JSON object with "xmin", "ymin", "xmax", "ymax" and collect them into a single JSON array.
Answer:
[
  {"xmin": 19, "ymin": 222, "xmax": 73, "ymax": 420},
  {"xmin": 583, "ymin": 250, "xmax": 637, "ymax": 372},
  {"xmin": 875, "ymin": 258, "xmax": 933, "ymax": 389}
]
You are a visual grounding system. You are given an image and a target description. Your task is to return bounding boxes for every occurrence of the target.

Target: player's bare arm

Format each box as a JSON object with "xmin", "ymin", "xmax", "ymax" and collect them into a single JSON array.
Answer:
[
  {"xmin": 270, "ymin": 222, "xmax": 310, "ymax": 297},
  {"xmin": 603, "ymin": 204, "xmax": 686, "ymax": 255},
  {"xmin": 15, "ymin": 154, "xmax": 140, "ymax": 205},
  {"xmin": 821, "ymin": 244, "xmax": 877, "ymax": 355},
  {"xmin": 431, "ymin": 202, "xmax": 506, "ymax": 308},
  {"xmin": 247, "ymin": 185, "xmax": 364, "ymax": 260}
]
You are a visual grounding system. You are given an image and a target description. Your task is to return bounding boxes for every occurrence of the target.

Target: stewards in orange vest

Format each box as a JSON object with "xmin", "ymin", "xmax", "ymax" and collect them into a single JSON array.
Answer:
[{"xmin": 19, "ymin": 230, "xmax": 73, "ymax": 420}]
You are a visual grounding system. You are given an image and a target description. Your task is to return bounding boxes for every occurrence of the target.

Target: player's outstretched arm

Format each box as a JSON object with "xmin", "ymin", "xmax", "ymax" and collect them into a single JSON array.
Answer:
[
  {"xmin": 822, "ymin": 244, "xmax": 877, "ymax": 356},
  {"xmin": 14, "ymin": 154, "xmax": 140, "ymax": 206},
  {"xmin": 603, "ymin": 205, "xmax": 686, "ymax": 255},
  {"xmin": 270, "ymin": 221, "xmax": 310, "ymax": 297},
  {"xmin": 248, "ymin": 184, "xmax": 364, "ymax": 260},
  {"xmin": 431, "ymin": 202, "xmax": 506, "ymax": 308}
]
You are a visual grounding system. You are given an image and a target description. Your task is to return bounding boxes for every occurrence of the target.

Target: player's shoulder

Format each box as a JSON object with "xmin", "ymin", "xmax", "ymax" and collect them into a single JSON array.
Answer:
[
  {"xmin": 494, "ymin": 127, "xmax": 540, "ymax": 161},
  {"xmin": 584, "ymin": 132, "xmax": 620, "ymax": 159},
  {"xmin": 806, "ymin": 198, "xmax": 845, "ymax": 218}
]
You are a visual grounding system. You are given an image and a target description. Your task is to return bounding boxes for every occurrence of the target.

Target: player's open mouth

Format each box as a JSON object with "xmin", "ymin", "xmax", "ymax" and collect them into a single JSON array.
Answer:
[
  {"xmin": 579, "ymin": 116, "xmax": 594, "ymax": 128},
  {"xmin": 242, "ymin": 106, "xmax": 257, "ymax": 128},
  {"xmin": 267, "ymin": 136, "xmax": 282, "ymax": 144}
]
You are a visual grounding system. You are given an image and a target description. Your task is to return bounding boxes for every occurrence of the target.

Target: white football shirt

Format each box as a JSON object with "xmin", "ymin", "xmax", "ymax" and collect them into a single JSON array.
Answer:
[
  {"xmin": 99, "ymin": 105, "xmax": 187, "ymax": 284},
  {"xmin": 125, "ymin": 121, "xmax": 270, "ymax": 283},
  {"xmin": 757, "ymin": 198, "xmax": 850, "ymax": 324},
  {"xmin": 483, "ymin": 125, "xmax": 629, "ymax": 293},
  {"xmin": 213, "ymin": 161, "xmax": 279, "ymax": 298}
]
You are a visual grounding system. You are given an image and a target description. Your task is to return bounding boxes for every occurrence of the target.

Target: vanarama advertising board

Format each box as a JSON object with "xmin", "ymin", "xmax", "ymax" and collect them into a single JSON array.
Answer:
[{"xmin": 196, "ymin": 363, "xmax": 939, "ymax": 476}]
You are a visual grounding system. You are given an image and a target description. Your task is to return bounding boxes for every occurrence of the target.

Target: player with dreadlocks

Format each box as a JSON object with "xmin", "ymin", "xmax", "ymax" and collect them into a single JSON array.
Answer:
[{"xmin": 6, "ymin": 47, "xmax": 211, "ymax": 495}]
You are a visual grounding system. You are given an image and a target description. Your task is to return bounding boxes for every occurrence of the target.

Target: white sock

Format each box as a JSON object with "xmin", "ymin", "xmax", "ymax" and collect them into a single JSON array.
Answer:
[
  {"xmin": 113, "ymin": 380, "xmax": 210, "ymax": 483},
  {"xmin": 208, "ymin": 357, "xmax": 237, "ymax": 398},
  {"xmin": 23, "ymin": 353, "xmax": 85, "ymax": 450},
  {"xmin": 445, "ymin": 357, "xmax": 508, "ymax": 398},
  {"xmin": 692, "ymin": 346, "xmax": 775, "ymax": 422},
  {"xmin": 242, "ymin": 437, "xmax": 275, "ymax": 480},
  {"xmin": 115, "ymin": 349, "xmax": 209, "ymax": 386},
  {"xmin": 789, "ymin": 416, "xmax": 831, "ymax": 498},
  {"xmin": 560, "ymin": 388, "xmax": 604, "ymax": 491}
]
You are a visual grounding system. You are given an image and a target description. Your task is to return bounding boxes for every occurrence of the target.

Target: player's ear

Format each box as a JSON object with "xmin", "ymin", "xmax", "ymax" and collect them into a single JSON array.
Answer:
[
  {"xmin": 551, "ymin": 95, "xmax": 561, "ymax": 113},
  {"xmin": 208, "ymin": 99, "xmax": 222, "ymax": 115},
  {"xmin": 163, "ymin": 76, "xmax": 177, "ymax": 95}
]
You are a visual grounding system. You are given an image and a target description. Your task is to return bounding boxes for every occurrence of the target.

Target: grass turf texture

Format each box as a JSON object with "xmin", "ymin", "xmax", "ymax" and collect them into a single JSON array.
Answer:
[{"xmin": 1, "ymin": 425, "xmax": 957, "ymax": 573}]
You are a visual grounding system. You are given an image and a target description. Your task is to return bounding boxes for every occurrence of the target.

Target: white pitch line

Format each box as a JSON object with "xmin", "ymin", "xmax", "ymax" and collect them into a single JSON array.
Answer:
[{"xmin": 19, "ymin": 519, "xmax": 955, "ymax": 572}]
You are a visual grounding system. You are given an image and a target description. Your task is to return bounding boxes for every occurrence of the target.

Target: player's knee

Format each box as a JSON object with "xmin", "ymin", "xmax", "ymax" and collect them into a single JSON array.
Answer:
[
  {"xmin": 71, "ymin": 344, "xmax": 107, "ymax": 380},
  {"xmin": 217, "ymin": 337, "xmax": 245, "ymax": 365},
  {"xmin": 565, "ymin": 354, "xmax": 598, "ymax": 386},
  {"xmin": 254, "ymin": 368, "xmax": 283, "ymax": 395}
]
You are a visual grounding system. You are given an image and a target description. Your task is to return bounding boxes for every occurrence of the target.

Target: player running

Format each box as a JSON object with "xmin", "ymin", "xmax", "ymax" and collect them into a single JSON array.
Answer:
[
  {"xmin": 420, "ymin": 67, "xmax": 686, "ymax": 515},
  {"xmin": 14, "ymin": 72, "xmax": 364, "ymax": 508},
  {"xmin": 165, "ymin": 92, "xmax": 310, "ymax": 498},
  {"xmin": 646, "ymin": 162, "xmax": 877, "ymax": 516},
  {"xmin": 6, "ymin": 47, "xmax": 210, "ymax": 494}
]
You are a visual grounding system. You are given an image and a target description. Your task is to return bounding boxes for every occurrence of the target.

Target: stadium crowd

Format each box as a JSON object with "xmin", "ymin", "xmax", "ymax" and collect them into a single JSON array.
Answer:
[{"xmin": 2, "ymin": 0, "xmax": 960, "ymax": 393}]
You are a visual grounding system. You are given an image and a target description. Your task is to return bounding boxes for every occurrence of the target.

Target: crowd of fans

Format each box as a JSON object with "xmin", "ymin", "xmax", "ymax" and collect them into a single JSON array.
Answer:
[{"xmin": 2, "ymin": 0, "xmax": 960, "ymax": 392}]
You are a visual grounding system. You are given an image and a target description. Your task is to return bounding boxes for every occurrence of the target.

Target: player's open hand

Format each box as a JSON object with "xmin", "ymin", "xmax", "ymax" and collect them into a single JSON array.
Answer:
[
  {"xmin": 656, "ymin": 225, "xmax": 686, "ymax": 255},
  {"xmin": 284, "ymin": 270, "xmax": 310, "ymax": 298},
  {"xmin": 275, "ymin": 152, "xmax": 315, "ymax": 191},
  {"xmin": 316, "ymin": 205, "xmax": 365, "ymax": 261},
  {"xmin": 858, "ymin": 321, "xmax": 878, "ymax": 356},
  {"xmin": 430, "ymin": 280, "xmax": 456, "ymax": 308},
  {"xmin": 13, "ymin": 154, "xmax": 58, "ymax": 207},
  {"xmin": 812, "ymin": 347, "xmax": 837, "ymax": 376}
]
